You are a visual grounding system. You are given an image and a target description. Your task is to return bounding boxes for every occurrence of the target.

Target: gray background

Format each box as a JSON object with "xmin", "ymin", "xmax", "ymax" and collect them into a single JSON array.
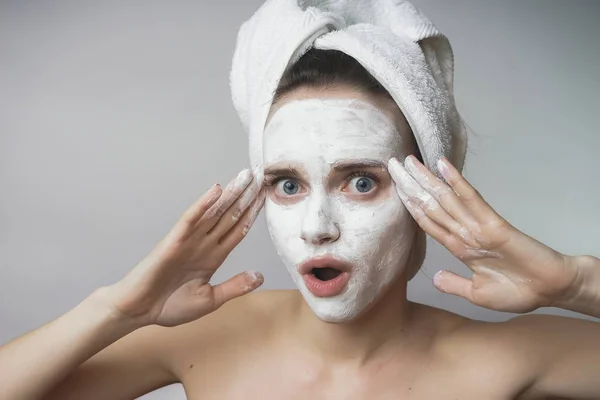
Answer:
[{"xmin": 1, "ymin": 1, "xmax": 598, "ymax": 398}]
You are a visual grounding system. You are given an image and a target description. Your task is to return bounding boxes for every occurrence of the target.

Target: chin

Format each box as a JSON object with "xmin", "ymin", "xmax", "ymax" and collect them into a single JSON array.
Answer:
[
  {"xmin": 298, "ymin": 283, "xmax": 380, "ymax": 323},
  {"xmin": 297, "ymin": 267, "xmax": 406, "ymax": 323},
  {"xmin": 307, "ymin": 300, "xmax": 366, "ymax": 323}
]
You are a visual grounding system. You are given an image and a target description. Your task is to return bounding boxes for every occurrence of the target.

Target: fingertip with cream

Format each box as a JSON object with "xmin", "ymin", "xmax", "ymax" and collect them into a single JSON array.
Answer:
[
  {"xmin": 246, "ymin": 270, "xmax": 264, "ymax": 288},
  {"xmin": 437, "ymin": 158, "xmax": 451, "ymax": 182},
  {"xmin": 433, "ymin": 270, "xmax": 445, "ymax": 291}
]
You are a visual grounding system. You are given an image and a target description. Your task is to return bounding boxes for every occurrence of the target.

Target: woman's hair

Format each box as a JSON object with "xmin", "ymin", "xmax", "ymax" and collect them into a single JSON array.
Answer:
[
  {"xmin": 273, "ymin": 48, "xmax": 394, "ymax": 104},
  {"xmin": 271, "ymin": 48, "xmax": 427, "ymax": 280}
]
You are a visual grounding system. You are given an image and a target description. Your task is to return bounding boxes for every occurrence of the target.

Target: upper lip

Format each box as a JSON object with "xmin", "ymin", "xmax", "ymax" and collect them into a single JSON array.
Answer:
[{"xmin": 298, "ymin": 255, "xmax": 353, "ymax": 275}]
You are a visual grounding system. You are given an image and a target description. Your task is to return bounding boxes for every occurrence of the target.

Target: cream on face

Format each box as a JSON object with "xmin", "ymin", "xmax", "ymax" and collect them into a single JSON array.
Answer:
[{"xmin": 262, "ymin": 98, "xmax": 416, "ymax": 323}]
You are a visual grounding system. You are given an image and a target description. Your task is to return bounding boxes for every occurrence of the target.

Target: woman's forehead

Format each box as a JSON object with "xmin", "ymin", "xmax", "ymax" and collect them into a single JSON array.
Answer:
[
  {"xmin": 265, "ymin": 86, "xmax": 410, "ymax": 130},
  {"xmin": 263, "ymin": 98, "xmax": 407, "ymax": 161}
]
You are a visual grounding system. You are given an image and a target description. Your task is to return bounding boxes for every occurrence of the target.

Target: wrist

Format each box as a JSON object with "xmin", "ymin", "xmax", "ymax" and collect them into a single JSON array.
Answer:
[
  {"xmin": 552, "ymin": 254, "xmax": 600, "ymax": 317},
  {"xmin": 89, "ymin": 285, "xmax": 151, "ymax": 332}
]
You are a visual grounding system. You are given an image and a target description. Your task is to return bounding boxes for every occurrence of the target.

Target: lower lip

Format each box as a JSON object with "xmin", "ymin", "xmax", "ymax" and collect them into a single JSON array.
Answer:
[{"xmin": 303, "ymin": 271, "xmax": 350, "ymax": 297}]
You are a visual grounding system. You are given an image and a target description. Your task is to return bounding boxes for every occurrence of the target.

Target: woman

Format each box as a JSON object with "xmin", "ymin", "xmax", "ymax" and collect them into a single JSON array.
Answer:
[{"xmin": 2, "ymin": 6, "xmax": 600, "ymax": 400}]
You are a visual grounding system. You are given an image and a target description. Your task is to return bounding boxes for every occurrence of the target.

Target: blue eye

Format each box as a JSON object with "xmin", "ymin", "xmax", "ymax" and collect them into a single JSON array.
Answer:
[
  {"xmin": 355, "ymin": 177, "xmax": 372, "ymax": 193},
  {"xmin": 348, "ymin": 176, "xmax": 375, "ymax": 193},
  {"xmin": 277, "ymin": 179, "xmax": 299, "ymax": 195}
]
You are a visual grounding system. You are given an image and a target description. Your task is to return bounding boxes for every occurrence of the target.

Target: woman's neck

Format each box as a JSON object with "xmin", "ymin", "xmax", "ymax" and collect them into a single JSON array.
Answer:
[{"xmin": 292, "ymin": 274, "xmax": 416, "ymax": 365}]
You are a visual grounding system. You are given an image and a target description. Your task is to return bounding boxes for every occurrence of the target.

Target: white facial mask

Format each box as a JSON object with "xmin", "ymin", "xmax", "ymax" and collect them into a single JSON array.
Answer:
[{"xmin": 262, "ymin": 98, "xmax": 416, "ymax": 323}]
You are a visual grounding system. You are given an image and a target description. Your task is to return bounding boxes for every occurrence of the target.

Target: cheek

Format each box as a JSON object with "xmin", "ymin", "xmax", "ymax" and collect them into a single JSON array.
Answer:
[
  {"xmin": 264, "ymin": 199, "xmax": 305, "ymax": 260},
  {"xmin": 265, "ymin": 199, "xmax": 290, "ymax": 238},
  {"xmin": 337, "ymin": 196, "xmax": 412, "ymax": 260}
]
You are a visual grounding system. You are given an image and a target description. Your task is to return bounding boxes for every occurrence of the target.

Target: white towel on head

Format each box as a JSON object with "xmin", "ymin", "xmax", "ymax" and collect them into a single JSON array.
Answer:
[{"xmin": 229, "ymin": 0, "xmax": 467, "ymax": 178}]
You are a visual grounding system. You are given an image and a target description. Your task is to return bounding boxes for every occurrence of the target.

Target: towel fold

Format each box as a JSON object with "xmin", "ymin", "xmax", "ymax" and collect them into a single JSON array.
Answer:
[{"xmin": 230, "ymin": 0, "xmax": 467, "ymax": 178}]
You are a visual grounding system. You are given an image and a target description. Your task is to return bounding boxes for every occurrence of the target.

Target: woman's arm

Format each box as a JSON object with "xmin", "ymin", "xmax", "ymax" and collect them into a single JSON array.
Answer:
[
  {"xmin": 0, "ymin": 288, "xmax": 174, "ymax": 400},
  {"xmin": 0, "ymin": 169, "xmax": 265, "ymax": 399},
  {"xmin": 553, "ymin": 254, "xmax": 600, "ymax": 318}
]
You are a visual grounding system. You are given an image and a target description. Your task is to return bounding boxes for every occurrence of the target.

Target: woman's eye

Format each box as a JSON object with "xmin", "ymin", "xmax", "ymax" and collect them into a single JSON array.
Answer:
[
  {"xmin": 348, "ymin": 176, "xmax": 374, "ymax": 194},
  {"xmin": 276, "ymin": 179, "xmax": 300, "ymax": 195}
]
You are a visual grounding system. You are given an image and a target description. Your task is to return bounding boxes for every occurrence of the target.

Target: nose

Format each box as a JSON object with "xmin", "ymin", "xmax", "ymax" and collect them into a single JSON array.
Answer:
[{"xmin": 300, "ymin": 193, "xmax": 340, "ymax": 246}]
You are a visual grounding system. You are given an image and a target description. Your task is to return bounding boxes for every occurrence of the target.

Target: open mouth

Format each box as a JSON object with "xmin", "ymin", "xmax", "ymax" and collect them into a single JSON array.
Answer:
[
  {"xmin": 311, "ymin": 267, "xmax": 342, "ymax": 281},
  {"xmin": 299, "ymin": 256, "xmax": 352, "ymax": 297}
]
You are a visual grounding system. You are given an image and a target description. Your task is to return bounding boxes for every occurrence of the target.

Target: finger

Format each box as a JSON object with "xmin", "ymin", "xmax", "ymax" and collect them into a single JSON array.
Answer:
[
  {"xmin": 433, "ymin": 270, "xmax": 474, "ymax": 302},
  {"xmin": 210, "ymin": 270, "xmax": 264, "ymax": 309},
  {"xmin": 404, "ymin": 155, "xmax": 479, "ymax": 234},
  {"xmin": 402, "ymin": 197, "xmax": 472, "ymax": 257},
  {"xmin": 200, "ymin": 169, "xmax": 253, "ymax": 232},
  {"xmin": 389, "ymin": 157, "xmax": 438, "ymax": 211},
  {"xmin": 437, "ymin": 157, "xmax": 499, "ymax": 222},
  {"xmin": 209, "ymin": 177, "xmax": 262, "ymax": 240},
  {"xmin": 402, "ymin": 196, "xmax": 450, "ymax": 241},
  {"xmin": 389, "ymin": 158, "xmax": 479, "ymax": 248},
  {"xmin": 218, "ymin": 189, "xmax": 266, "ymax": 248},
  {"xmin": 177, "ymin": 183, "xmax": 222, "ymax": 231}
]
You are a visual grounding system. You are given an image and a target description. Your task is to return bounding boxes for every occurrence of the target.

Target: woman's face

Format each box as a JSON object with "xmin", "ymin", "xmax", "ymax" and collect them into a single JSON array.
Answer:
[{"xmin": 262, "ymin": 88, "xmax": 418, "ymax": 323}]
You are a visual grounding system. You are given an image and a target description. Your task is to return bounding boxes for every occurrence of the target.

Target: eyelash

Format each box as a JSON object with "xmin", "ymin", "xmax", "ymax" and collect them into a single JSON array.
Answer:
[
  {"xmin": 345, "ymin": 170, "xmax": 380, "ymax": 184},
  {"xmin": 264, "ymin": 170, "xmax": 381, "ymax": 187},
  {"xmin": 264, "ymin": 176, "xmax": 292, "ymax": 187}
]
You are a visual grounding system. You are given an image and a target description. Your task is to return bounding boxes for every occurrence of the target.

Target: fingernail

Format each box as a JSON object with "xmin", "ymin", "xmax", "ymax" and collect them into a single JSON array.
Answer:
[
  {"xmin": 389, "ymin": 158, "xmax": 419, "ymax": 191},
  {"xmin": 252, "ymin": 165, "xmax": 263, "ymax": 179},
  {"xmin": 433, "ymin": 270, "xmax": 444, "ymax": 290},
  {"xmin": 404, "ymin": 155, "xmax": 422, "ymax": 178},
  {"xmin": 239, "ymin": 168, "xmax": 252, "ymax": 180},
  {"xmin": 388, "ymin": 157, "xmax": 406, "ymax": 178},
  {"xmin": 246, "ymin": 270, "xmax": 264, "ymax": 285},
  {"xmin": 207, "ymin": 187, "xmax": 222, "ymax": 203},
  {"xmin": 231, "ymin": 169, "xmax": 253, "ymax": 191},
  {"xmin": 437, "ymin": 158, "xmax": 451, "ymax": 182}
]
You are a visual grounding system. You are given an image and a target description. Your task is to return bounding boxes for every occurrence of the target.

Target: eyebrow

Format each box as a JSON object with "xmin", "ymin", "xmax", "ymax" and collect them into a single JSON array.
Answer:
[
  {"xmin": 263, "ymin": 159, "xmax": 387, "ymax": 178},
  {"xmin": 331, "ymin": 159, "xmax": 387, "ymax": 172},
  {"xmin": 263, "ymin": 164, "xmax": 303, "ymax": 179}
]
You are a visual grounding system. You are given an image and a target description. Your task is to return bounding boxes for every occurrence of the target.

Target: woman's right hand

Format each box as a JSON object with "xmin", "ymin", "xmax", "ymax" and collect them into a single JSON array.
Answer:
[{"xmin": 104, "ymin": 168, "xmax": 265, "ymax": 328}]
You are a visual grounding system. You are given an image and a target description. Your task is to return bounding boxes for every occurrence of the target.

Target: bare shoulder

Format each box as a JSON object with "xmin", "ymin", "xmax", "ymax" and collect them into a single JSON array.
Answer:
[
  {"xmin": 437, "ymin": 311, "xmax": 598, "ymax": 358},
  {"xmin": 428, "ymin": 307, "xmax": 539, "ymax": 368},
  {"xmin": 423, "ymin": 304, "xmax": 598, "ymax": 397},
  {"xmin": 408, "ymin": 304, "xmax": 536, "ymax": 396},
  {"xmin": 158, "ymin": 289, "xmax": 299, "ymax": 380}
]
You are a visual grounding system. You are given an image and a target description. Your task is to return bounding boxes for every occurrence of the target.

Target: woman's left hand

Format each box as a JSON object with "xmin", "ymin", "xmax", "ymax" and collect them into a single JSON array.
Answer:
[{"xmin": 388, "ymin": 155, "xmax": 578, "ymax": 313}]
